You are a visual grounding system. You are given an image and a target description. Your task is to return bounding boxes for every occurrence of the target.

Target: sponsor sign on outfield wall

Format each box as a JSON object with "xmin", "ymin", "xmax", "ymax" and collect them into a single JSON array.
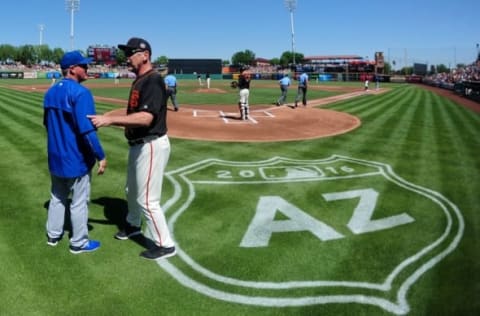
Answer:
[{"xmin": 0, "ymin": 71, "xmax": 24, "ymax": 79}]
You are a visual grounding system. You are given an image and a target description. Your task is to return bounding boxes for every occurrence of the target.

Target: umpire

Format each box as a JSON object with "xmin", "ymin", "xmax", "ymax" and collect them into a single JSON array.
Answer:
[
  {"xmin": 295, "ymin": 72, "xmax": 309, "ymax": 107},
  {"xmin": 164, "ymin": 70, "xmax": 179, "ymax": 111}
]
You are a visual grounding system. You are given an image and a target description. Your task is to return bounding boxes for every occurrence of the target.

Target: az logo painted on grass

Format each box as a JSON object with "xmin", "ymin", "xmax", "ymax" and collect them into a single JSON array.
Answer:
[{"xmin": 158, "ymin": 156, "xmax": 464, "ymax": 315}]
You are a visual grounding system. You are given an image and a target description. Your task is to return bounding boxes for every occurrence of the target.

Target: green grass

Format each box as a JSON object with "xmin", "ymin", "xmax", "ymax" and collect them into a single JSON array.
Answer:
[{"xmin": 0, "ymin": 80, "xmax": 478, "ymax": 316}]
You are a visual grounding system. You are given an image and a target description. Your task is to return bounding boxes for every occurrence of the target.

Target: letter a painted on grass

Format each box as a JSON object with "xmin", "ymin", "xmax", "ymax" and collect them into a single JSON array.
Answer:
[
  {"xmin": 159, "ymin": 155, "xmax": 464, "ymax": 315},
  {"xmin": 240, "ymin": 196, "xmax": 344, "ymax": 247}
]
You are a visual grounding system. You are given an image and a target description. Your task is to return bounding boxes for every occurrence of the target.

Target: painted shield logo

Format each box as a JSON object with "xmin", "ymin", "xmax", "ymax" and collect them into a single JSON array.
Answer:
[{"xmin": 158, "ymin": 155, "xmax": 464, "ymax": 315}]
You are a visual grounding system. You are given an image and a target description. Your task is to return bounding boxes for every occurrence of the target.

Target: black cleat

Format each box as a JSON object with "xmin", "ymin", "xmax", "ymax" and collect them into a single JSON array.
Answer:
[
  {"xmin": 140, "ymin": 246, "xmax": 176, "ymax": 260},
  {"xmin": 115, "ymin": 223, "xmax": 142, "ymax": 240}
]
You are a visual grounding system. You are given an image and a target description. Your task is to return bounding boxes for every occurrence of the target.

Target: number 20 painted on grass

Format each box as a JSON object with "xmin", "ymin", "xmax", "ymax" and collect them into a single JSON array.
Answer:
[
  {"xmin": 216, "ymin": 165, "xmax": 355, "ymax": 179},
  {"xmin": 240, "ymin": 189, "xmax": 415, "ymax": 248}
]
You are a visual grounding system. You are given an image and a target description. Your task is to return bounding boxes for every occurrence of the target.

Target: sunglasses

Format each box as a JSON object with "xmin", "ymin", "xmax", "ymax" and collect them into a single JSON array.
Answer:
[
  {"xmin": 75, "ymin": 64, "xmax": 88, "ymax": 70},
  {"xmin": 125, "ymin": 49, "xmax": 146, "ymax": 58}
]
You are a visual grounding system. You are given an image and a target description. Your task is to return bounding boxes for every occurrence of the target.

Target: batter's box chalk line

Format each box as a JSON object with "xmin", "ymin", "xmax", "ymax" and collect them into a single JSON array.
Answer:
[{"xmin": 191, "ymin": 109, "xmax": 275, "ymax": 124}]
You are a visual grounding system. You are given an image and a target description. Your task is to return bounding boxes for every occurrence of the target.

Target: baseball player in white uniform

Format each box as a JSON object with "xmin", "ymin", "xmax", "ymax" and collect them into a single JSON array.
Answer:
[{"xmin": 88, "ymin": 37, "xmax": 175, "ymax": 260}]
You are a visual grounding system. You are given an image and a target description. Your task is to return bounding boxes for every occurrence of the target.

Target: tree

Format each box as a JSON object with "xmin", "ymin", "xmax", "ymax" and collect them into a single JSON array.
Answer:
[
  {"xmin": 17, "ymin": 45, "xmax": 36, "ymax": 66},
  {"xmin": 115, "ymin": 49, "xmax": 127, "ymax": 65},
  {"xmin": 231, "ymin": 49, "xmax": 255, "ymax": 66},
  {"xmin": 380, "ymin": 62, "xmax": 392, "ymax": 75},
  {"xmin": 154, "ymin": 55, "xmax": 168, "ymax": 65},
  {"xmin": 0, "ymin": 44, "xmax": 16, "ymax": 63},
  {"xmin": 52, "ymin": 48, "xmax": 65, "ymax": 65},
  {"xmin": 399, "ymin": 66, "xmax": 413, "ymax": 75},
  {"xmin": 37, "ymin": 44, "xmax": 52, "ymax": 64},
  {"xmin": 279, "ymin": 51, "xmax": 304, "ymax": 66},
  {"xmin": 436, "ymin": 64, "xmax": 449, "ymax": 73},
  {"xmin": 406, "ymin": 66, "xmax": 414, "ymax": 75},
  {"xmin": 270, "ymin": 58, "xmax": 280, "ymax": 66}
]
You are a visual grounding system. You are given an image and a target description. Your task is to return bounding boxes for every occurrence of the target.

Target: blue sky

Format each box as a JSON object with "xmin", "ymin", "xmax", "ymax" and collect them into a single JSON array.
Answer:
[{"xmin": 1, "ymin": 0, "xmax": 478, "ymax": 68}]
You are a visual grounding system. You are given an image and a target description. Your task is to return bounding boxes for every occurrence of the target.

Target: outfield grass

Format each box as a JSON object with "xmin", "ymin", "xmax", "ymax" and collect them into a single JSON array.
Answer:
[{"xmin": 0, "ymin": 80, "xmax": 478, "ymax": 316}]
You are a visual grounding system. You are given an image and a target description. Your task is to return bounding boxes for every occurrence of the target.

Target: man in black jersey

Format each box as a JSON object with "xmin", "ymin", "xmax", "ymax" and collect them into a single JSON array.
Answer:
[
  {"xmin": 88, "ymin": 37, "xmax": 176, "ymax": 260},
  {"xmin": 237, "ymin": 67, "xmax": 251, "ymax": 120}
]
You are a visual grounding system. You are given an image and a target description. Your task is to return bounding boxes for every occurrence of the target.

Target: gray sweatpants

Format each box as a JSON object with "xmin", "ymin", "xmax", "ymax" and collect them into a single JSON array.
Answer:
[{"xmin": 46, "ymin": 173, "xmax": 91, "ymax": 248}]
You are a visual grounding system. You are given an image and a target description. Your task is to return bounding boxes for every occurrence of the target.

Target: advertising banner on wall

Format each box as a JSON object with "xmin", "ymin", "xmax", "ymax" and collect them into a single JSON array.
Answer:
[{"xmin": 0, "ymin": 71, "xmax": 24, "ymax": 79}]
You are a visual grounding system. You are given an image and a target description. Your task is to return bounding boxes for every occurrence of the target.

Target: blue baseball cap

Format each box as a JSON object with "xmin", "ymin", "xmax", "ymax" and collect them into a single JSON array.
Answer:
[{"xmin": 60, "ymin": 51, "xmax": 93, "ymax": 69}]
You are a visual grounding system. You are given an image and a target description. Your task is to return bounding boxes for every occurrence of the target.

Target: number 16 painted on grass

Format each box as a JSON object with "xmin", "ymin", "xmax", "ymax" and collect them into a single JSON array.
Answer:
[{"xmin": 240, "ymin": 188, "xmax": 415, "ymax": 247}]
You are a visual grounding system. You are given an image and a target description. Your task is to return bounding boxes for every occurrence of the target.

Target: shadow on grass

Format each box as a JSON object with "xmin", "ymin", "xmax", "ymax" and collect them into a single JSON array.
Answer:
[
  {"xmin": 43, "ymin": 197, "xmax": 151, "ymax": 249},
  {"xmin": 90, "ymin": 197, "xmax": 150, "ymax": 249}
]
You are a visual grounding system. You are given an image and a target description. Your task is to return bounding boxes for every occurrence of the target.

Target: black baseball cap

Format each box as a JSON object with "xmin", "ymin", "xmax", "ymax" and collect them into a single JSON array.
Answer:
[{"xmin": 118, "ymin": 37, "xmax": 152, "ymax": 55}]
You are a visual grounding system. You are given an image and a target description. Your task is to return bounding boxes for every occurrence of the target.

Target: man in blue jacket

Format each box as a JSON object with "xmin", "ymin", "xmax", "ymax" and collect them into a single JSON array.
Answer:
[{"xmin": 44, "ymin": 51, "xmax": 107, "ymax": 254}]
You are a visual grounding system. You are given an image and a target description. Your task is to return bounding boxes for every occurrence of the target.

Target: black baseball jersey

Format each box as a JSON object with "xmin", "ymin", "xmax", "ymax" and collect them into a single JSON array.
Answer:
[
  {"xmin": 125, "ymin": 70, "xmax": 167, "ymax": 140},
  {"xmin": 238, "ymin": 75, "xmax": 250, "ymax": 90}
]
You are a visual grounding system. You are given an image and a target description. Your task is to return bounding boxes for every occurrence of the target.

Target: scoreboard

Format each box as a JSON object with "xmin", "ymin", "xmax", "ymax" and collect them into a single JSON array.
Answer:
[{"xmin": 87, "ymin": 46, "xmax": 117, "ymax": 64}]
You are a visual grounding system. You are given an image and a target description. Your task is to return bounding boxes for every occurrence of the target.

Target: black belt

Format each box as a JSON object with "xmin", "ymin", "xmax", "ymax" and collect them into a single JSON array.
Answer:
[{"xmin": 128, "ymin": 134, "xmax": 164, "ymax": 146}]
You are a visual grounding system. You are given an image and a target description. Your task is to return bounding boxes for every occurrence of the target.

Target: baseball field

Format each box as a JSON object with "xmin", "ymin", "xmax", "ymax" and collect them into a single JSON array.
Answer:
[{"xmin": 0, "ymin": 78, "xmax": 478, "ymax": 316}]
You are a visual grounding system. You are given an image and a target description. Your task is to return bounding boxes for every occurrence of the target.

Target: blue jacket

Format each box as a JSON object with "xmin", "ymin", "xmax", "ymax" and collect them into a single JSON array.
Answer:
[{"xmin": 44, "ymin": 78, "xmax": 105, "ymax": 178}]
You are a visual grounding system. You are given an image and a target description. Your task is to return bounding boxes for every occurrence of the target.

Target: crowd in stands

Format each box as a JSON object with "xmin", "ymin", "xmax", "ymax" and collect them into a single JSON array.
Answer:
[
  {"xmin": 424, "ymin": 58, "xmax": 480, "ymax": 85},
  {"xmin": 3, "ymin": 54, "xmax": 480, "ymax": 84},
  {"xmin": 0, "ymin": 61, "xmax": 132, "ymax": 78},
  {"xmin": 421, "ymin": 56, "xmax": 480, "ymax": 102}
]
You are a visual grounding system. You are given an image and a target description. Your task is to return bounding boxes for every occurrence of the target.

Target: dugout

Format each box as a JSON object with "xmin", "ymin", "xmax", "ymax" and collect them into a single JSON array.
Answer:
[{"xmin": 167, "ymin": 58, "xmax": 222, "ymax": 75}]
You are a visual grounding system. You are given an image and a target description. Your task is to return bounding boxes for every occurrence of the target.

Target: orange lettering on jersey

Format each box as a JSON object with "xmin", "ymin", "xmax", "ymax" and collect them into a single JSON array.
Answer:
[{"xmin": 130, "ymin": 90, "xmax": 139, "ymax": 108}]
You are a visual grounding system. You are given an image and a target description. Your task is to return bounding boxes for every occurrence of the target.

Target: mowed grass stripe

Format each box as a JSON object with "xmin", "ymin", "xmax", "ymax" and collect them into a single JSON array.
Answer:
[
  {"xmin": 0, "ymin": 89, "xmax": 45, "ymax": 135},
  {"xmin": 0, "ymin": 87, "xmax": 45, "ymax": 114},
  {"xmin": 0, "ymin": 103, "xmax": 45, "ymax": 152},
  {"xmin": 0, "ymin": 90, "xmax": 136, "ymax": 315},
  {"xmin": 437, "ymin": 95, "xmax": 480, "ymax": 143},
  {"xmin": 0, "ymin": 82, "xmax": 478, "ymax": 315},
  {"xmin": 328, "ymin": 87, "xmax": 420, "ymax": 155},
  {"xmin": 0, "ymin": 87, "xmax": 131, "ymax": 189},
  {"xmin": 428, "ymin": 93, "xmax": 480, "ymax": 201},
  {"xmin": 0, "ymin": 87, "xmax": 129, "ymax": 162},
  {"xmin": 0, "ymin": 111, "xmax": 49, "ymax": 192},
  {"xmin": 326, "ymin": 84, "xmax": 409, "ymax": 115},
  {"xmin": 379, "ymin": 87, "xmax": 428, "ymax": 163},
  {"xmin": 398, "ymin": 89, "xmax": 446, "ymax": 188}
]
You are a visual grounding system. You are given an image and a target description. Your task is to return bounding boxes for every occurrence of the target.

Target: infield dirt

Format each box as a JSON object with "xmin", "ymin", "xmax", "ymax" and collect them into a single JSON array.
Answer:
[{"xmin": 14, "ymin": 83, "xmax": 478, "ymax": 142}]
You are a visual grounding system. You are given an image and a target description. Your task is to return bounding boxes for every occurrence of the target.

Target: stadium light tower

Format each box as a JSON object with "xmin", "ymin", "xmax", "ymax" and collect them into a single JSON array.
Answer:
[
  {"xmin": 65, "ymin": 0, "xmax": 80, "ymax": 51},
  {"xmin": 38, "ymin": 24, "xmax": 45, "ymax": 45},
  {"xmin": 285, "ymin": 0, "xmax": 297, "ymax": 65}
]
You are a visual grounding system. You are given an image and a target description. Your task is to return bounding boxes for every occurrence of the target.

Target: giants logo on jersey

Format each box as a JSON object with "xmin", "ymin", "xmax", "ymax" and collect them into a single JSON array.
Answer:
[{"xmin": 129, "ymin": 90, "xmax": 140, "ymax": 108}]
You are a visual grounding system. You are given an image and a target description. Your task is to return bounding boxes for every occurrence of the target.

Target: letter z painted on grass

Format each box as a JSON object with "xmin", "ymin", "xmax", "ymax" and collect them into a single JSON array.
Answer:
[{"xmin": 158, "ymin": 156, "xmax": 464, "ymax": 315}]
